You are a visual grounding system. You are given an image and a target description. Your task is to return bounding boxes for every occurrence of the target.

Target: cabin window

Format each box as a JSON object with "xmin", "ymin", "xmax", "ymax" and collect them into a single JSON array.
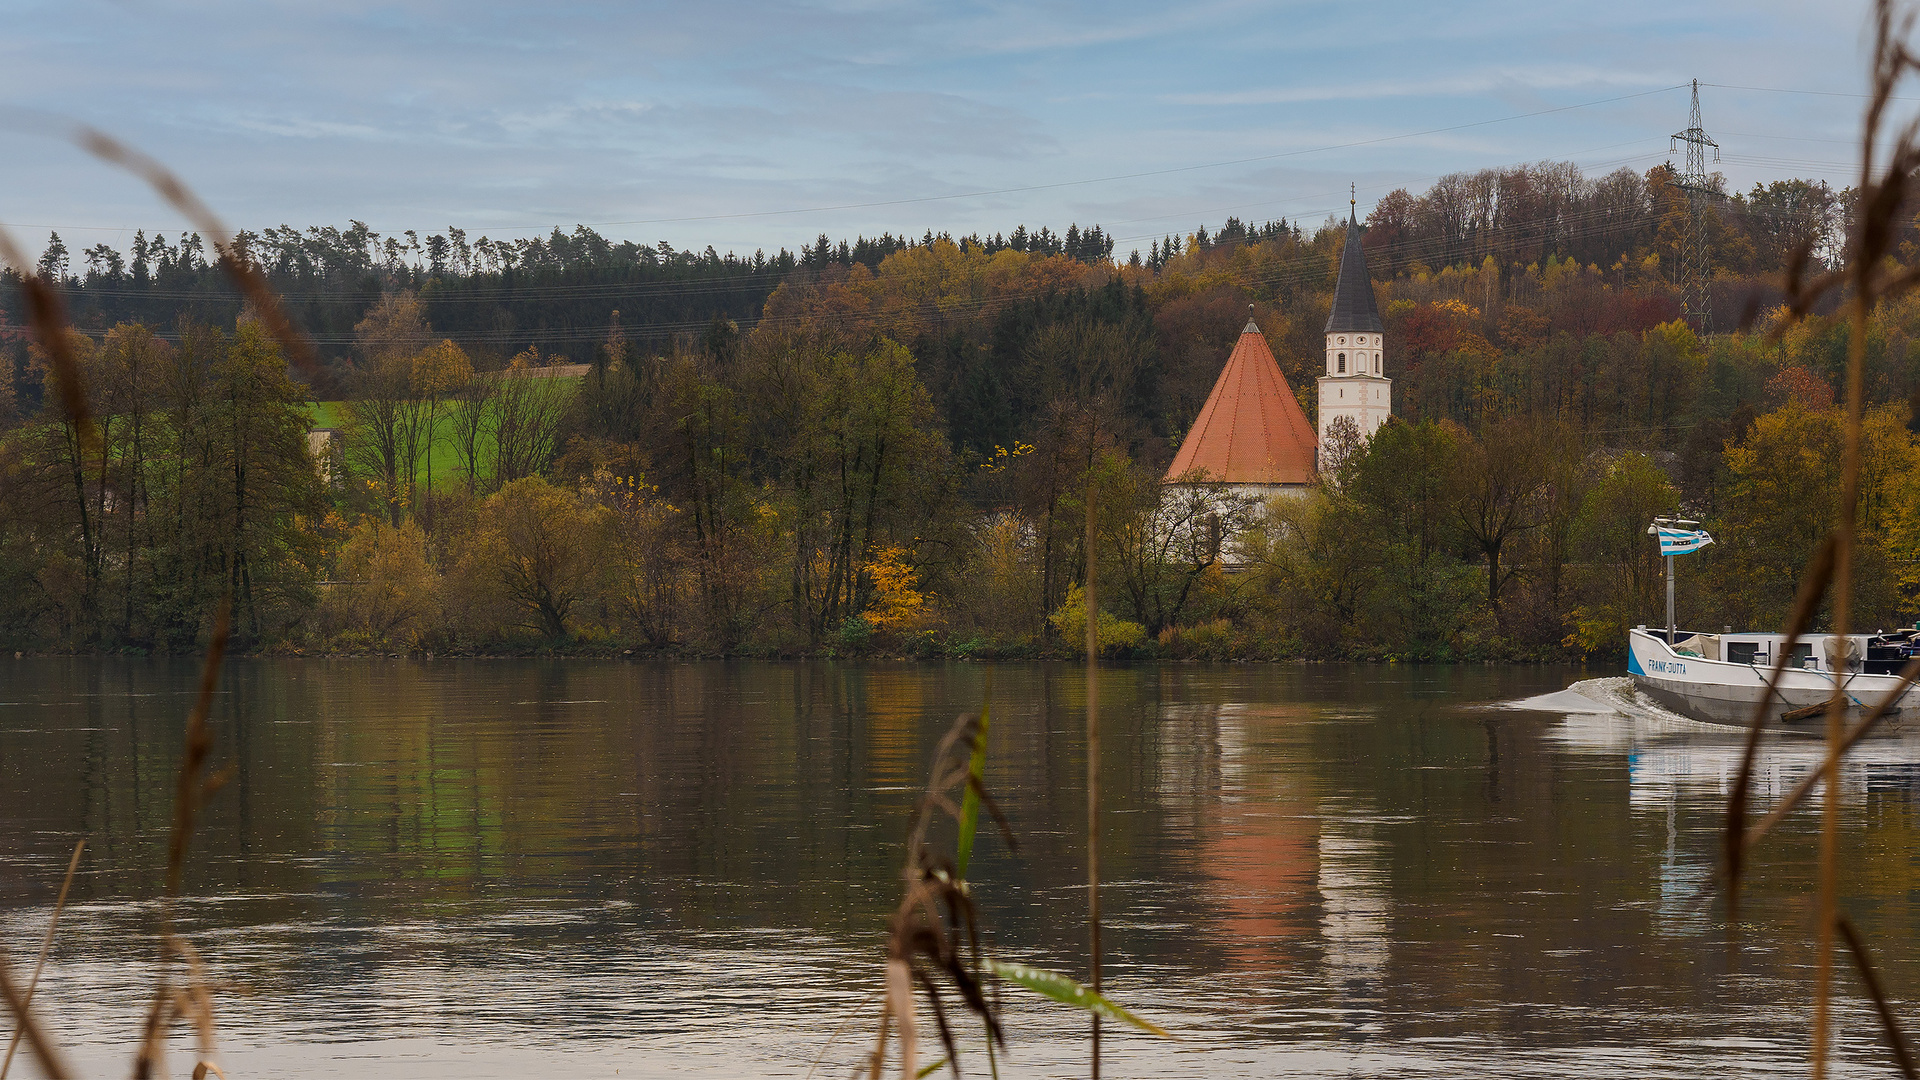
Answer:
[
  {"xmin": 1338, "ymin": 353, "xmax": 1346, "ymax": 372},
  {"xmin": 1789, "ymin": 642, "xmax": 1813, "ymax": 667},
  {"xmin": 1727, "ymin": 642, "xmax": 1759, "ymax": 665}
]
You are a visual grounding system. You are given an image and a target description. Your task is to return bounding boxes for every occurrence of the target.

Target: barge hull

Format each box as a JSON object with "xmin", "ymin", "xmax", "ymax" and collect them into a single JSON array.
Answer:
[{"xmin": 1626, "ymin": 628, "xmax": 1913, "ymax": 734}]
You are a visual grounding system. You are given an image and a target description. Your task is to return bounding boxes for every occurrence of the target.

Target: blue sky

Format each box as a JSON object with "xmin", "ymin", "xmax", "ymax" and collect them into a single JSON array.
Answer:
[{"xmin": 0, "ymin": 0, "xmax": 1878, "ymax": 261}]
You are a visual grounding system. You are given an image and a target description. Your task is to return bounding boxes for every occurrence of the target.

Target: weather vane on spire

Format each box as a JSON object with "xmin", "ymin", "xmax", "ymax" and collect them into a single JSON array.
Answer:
[{"xmin": 1350, "ymin": 182, "xmax": 1356, "ymax": 209}]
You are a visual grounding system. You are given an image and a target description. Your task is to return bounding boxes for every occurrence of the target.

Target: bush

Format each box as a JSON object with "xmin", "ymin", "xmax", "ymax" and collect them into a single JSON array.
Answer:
[
  {"xmin": 320, "ymin": 519, "xmax": 440, "ymax": 650},
  {"xmin": 446, "ymin": 476, "xmax": 608, "ymax": 641},
  {"xmin": 837, "ymin": 615, "xmax": 875, "ymax": 654},
  {"xmin": 1162, "ymin": 618, "xmax": 1237, "ymax": 660},
  {"xmin": 1048, "ymin": 584, "xmax": 1147, "ymax": 658}
]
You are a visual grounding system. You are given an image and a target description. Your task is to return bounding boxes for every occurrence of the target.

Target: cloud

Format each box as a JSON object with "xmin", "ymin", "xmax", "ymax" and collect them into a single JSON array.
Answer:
[
  {"xmin": 0, "ymin": 0, "xmax": 1881, "ymax": 254},
  {"xmin": 1166, "ymin": 69, "xmax": 1674, "ymax": 108}
]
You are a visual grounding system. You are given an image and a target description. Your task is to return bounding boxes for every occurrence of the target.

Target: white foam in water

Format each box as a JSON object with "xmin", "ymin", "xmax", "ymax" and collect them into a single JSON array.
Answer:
[
  {"xmin": 1510, "ymin": 677, "xmax": 1723, "ymax": 729},
  {"xmin": 1505, "ymin": 680, "xmax": 1630, "ymax": 715}
]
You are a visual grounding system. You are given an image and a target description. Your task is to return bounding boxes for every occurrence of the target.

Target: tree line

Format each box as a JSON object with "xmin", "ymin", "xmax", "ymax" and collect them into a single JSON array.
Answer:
[
  {"xmin": 0, "ymin": 159, "xmax": 1913, "ymax": 657},
  {"xmin": 5, "ymin": 218, "xmax": 1121, "ymax": 398}
]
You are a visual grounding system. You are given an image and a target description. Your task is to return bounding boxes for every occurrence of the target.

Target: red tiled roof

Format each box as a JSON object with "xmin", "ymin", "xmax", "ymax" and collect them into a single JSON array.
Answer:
[{"xmin": 1164, "ymin": 321, "xmax": 1318, "ymax": 485}]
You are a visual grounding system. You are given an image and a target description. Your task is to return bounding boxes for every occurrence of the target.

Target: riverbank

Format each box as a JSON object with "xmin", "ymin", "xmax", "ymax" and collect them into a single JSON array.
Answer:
[{"xmin": 12, "ymin": 632, "xmax": 1614, "ymax": 664}]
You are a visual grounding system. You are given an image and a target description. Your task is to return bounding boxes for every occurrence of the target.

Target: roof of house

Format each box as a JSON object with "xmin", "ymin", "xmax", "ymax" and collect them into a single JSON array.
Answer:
[
  {"xmin": 1164, "ymin": 320, "xmax": 1318, "ymax": 486},
  {"xmin": 1324, "ymin": 208, "xmax": 1384, "ymax": 334}
]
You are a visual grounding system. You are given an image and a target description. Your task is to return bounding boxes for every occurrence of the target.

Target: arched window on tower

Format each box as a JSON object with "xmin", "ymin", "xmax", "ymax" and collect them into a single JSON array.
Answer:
[
  {"xmin": 1337, "ymin": 352, "xmax": 1346, "ymax": 373},
  {"xmin": 1373, "ymin": 353, "xmax": 1380, "ymax": 374}
]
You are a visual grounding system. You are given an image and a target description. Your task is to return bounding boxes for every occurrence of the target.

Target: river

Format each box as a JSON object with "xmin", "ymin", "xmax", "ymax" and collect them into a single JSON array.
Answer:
[{"xmin": 1, "ymin": 658, "xmax": 1917, "ymax": 1078}]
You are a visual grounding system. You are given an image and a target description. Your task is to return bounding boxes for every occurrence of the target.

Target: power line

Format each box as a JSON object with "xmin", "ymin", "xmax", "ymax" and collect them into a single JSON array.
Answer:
[
  {"xmin": 506, "ymin": 85, "xmax": 1694, "ymax": 231},
  {"xmin": 2, "ymin": 76, "xmax": 1884, "ymax": 258},
  {"xmin": 1702, "ymin": 82, "xmax": 1920, "ymax": 102},
  {"xmin": 4, "ymin": 84, "xmax": 1690, "ymax": 240}
]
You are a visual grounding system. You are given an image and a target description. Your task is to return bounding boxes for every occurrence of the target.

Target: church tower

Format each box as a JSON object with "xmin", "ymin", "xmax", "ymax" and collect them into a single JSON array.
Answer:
[{"xmin": 1316, "ymin": 196, "xmax": 1391, "ymax": 464}]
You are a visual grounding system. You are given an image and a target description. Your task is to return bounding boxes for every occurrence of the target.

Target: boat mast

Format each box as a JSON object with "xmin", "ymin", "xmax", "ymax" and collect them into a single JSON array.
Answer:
[
  {"xmin": 1667, "ymin": 550, "xmax": 1676, "ymax": 642},
  {"xmin": 1649, "ymin": 517, "xmax": 1704, "ymax": 643}
]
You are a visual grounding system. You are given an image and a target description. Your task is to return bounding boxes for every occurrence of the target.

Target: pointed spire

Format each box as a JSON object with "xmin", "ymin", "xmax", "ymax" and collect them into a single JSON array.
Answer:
[{"xmin": 1325, "ymin": 193, "xmax": 1383, "ymax": 334}]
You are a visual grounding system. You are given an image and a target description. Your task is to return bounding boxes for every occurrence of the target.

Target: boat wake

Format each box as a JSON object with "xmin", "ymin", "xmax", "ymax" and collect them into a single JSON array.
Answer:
[
  {"xmin": 1505, "ymin": 677, "xmax": 1719, "ymax": 731},
  {"xmin": 1501, "ymin": 679, "xmax": 1920, "ymax": 802}
]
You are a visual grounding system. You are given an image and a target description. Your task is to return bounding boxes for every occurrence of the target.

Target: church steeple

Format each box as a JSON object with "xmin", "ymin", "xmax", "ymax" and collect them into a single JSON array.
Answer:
[
  {"xmin": 1325, "ymin": 201, "xmax": 1383, "ymax": 335},
  {"xmin": 1316, "ymin": 191, "xmax": 1391, "ymax": 462}
]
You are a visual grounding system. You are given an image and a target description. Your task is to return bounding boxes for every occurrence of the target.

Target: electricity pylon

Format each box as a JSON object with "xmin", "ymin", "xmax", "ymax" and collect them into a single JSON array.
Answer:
[{"xmin": 1671, "ymin": 79, "xmax": 1720, "ymax": 335}]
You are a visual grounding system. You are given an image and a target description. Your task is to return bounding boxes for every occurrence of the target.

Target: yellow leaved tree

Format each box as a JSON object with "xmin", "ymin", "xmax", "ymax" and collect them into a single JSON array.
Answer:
[
  {"xmin": 863, "ymin": 545, "xmax": 927, "ymax": 634},
  {"xmin": 411, "ymin": 339, "xmax": 473, "ymax": 526}
]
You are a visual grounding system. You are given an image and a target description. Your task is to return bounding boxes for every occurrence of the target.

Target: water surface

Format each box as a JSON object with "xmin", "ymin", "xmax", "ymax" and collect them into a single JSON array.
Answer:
[{"xmin": 2, "ymin": 659, "xmax": 1917, "ymax": 1077}]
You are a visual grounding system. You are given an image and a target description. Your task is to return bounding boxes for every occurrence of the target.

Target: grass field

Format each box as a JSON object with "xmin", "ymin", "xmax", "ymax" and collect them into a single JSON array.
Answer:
[
  {"xmin": 305, "ymin": 400, "xmax": 499, "ymax": 491},
  {"xmin": 305, "ymin": 376, "xmax": 581, "ymax": 492}
]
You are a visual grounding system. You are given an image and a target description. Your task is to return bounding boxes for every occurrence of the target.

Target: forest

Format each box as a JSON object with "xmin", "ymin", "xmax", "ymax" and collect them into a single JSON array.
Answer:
[{"xmin": 1, "ymin": 158, "xmax": 1915, "ymax": 660}]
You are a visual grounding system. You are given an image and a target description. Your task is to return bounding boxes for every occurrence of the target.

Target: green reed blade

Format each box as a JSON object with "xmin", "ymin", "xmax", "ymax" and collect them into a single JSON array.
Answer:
[
  {"xmin": 986, "ymin": 960, "xmax": 1169, "ymax": 1036},
  {"xmin": 915, "ymin": 1056, "xmax": 949, "ymax": 1079},
  {"xmin": 956, "ymin": 696, "xmax": 990, "ymax": 879}
]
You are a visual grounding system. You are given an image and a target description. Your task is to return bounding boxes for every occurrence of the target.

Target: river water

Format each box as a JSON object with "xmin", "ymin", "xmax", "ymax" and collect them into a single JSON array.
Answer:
[{"xmin": 2, "ymin": 658, "xmax": 1918, "ymax": 1078}]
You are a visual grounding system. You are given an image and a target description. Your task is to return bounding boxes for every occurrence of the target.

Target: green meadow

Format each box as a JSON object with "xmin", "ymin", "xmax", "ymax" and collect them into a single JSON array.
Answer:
[{"xmin": 304, "ymin": 400, "xmax": 496, "ymax": 491}]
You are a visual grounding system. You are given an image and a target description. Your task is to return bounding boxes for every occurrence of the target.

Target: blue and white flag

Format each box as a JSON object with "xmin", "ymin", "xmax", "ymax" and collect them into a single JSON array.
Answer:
[{"xmin": 1656, "ymin": 525, "xmax": 1713, "ymax": 555}]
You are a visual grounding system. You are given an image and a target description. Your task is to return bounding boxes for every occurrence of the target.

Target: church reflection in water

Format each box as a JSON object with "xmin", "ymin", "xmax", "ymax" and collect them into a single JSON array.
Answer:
[{"xmin": 1157, "ymin": 702, "xmax": 1390, "ymax": 1005}]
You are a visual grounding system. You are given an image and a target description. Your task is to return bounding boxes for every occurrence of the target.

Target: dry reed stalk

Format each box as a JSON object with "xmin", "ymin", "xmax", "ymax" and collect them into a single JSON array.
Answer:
[
  {"xmin": 1724, "ymin": 534, "xmax": 1834, "ymax": 921},
  {"xmin": 0, "ymin": 182, "xmax": 90, "ymax": 1080},
  {"xmin": 1838, "ymin": 915, "xmax": 1920, "ymax": 1079},
  {"xmin": 0, "ymin": 132, "xmax": 251, "ymax": 1080},
  {"xmin": 0, "ymin": 956, "xmax": 70, "ymax": 1080},
  {"xmin": 1723, "ymin": 3, "xmax": 1920, "ymax": 1075},
  {"xmin": 0, "ymin": 227, "xmax": 95, "ymax": 453},
  {"xmin": 135, "ymin": 599, "xmax": 232, "ymax": 1080},
  {"xmin": 0, "ymin": 840, "xmax": 85, "ymax": 1080},
  {"xmin": 166, "ymin": 598, "xmax": 232, "ymax": 895},
  {"xmin": 7, "ymin": 121, "xmax": 328, "ymax": 447},
  {"xmin": 804, "ymin": 987, "xmax": 880, "ymax": 1080},
  {"xmin": 1083, "ymin": 477, "xmax": 1101, "ymax": 1080},
  {"xmin": 74, "ymin": 128, "xmax": 320, "ymax": 379},
  {"xmin": 867, "ymin": 712, "xmax": 1014, "ymax": 1080},
  {"xmin": 0, "ymin": 125, "xmax": 321, "ymax": 464},
  {"xmin": 1743, "ymin": 654, "xmax": 1920, "ymax": 850}
]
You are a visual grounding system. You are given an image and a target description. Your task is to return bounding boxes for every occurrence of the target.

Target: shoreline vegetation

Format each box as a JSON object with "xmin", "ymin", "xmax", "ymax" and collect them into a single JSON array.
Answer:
[{"xmin": 5, "ymin": 161, "xmax": 1919, "ymax": 663}]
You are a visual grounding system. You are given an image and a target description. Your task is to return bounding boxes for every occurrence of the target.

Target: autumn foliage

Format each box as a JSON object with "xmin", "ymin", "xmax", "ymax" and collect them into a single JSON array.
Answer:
[{"xmin": 2, "ymin": 158, "xmax": 1918, "ymax": 657}]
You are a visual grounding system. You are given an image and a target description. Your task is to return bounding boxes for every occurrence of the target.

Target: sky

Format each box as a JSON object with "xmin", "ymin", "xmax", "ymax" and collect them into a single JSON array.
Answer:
[{"xmin": 0, "ymin": 0, "xmax": 1887, "ymax": 262}]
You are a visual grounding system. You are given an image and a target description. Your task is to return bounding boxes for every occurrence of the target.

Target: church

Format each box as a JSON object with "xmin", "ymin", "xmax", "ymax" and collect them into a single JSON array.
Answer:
[{"xmin": 1164, "ymin": 199, "xmax": 1391, "ymax": 497}]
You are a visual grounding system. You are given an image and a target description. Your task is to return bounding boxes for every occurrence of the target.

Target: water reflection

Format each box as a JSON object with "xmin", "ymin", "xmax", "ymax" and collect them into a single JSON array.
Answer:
[
  {"xmin": 1, "ymin": 660, "xmax": 1917, "ymax": 1077},
  {"xmin": 1540, "ymin": 678, "xmax": 1920, "ymax": 947},
  {"xmin": 1316, "ymin": 810, "xmax": 1390, "ymax": 1003},
  {"xmin": 1547, "ymin": 677, "xmax": 1920, "ymax": 806}
]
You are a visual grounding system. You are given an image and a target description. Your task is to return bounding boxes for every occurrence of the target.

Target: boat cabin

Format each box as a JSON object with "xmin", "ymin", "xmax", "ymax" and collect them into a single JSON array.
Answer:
[{"xmin": 1641, "ymin": 626, "xmax": 1920, "ymax": 675}]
